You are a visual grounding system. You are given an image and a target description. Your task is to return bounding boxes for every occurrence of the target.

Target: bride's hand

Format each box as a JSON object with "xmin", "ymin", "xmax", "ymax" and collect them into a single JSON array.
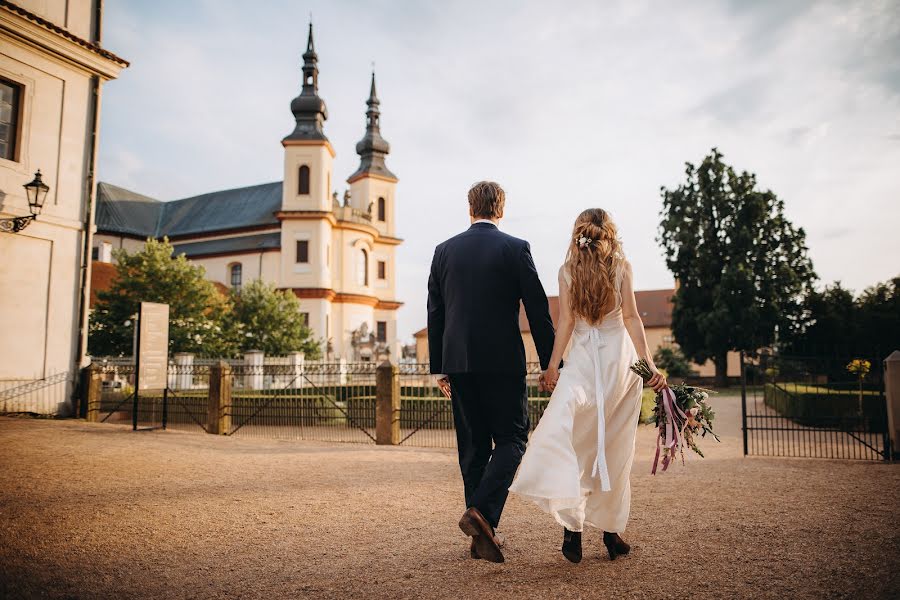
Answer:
[
  {"xmin": 646, "ymin": 366, "xmax": 667, "ymax": 393},
  {"xmin": 542, "ymin": 367, "xmax": 560, "ymax": 392}
]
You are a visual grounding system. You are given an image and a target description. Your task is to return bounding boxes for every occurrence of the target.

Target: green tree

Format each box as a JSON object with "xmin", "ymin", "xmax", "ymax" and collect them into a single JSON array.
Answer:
[
  {"xmin": 88, "ymin": 238, "xmax": 236, "ymax": 357},
  {"xmin": 658, "ymin": 148, "xmax": 816, "ymax": 386},
  {"xmin": 227, "ymin": 280, "xmax": 321, "ymax": 358},
  {"xmin": 856, "ymin": 276, "xmax": 900, "ymax": 353},
  {"xmin": 653, "ymin": 346, "xmax": 696, "ymax": 379},
  {"xmin": 784, "ymin": 283, "xmax": 857, "ymax": 354}
]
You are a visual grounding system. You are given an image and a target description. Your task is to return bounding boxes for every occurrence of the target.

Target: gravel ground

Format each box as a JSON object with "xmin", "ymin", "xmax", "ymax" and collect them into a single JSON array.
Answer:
[{"xmin": 1, "ymin": 394, "xmax": 898, "ymax": 599}]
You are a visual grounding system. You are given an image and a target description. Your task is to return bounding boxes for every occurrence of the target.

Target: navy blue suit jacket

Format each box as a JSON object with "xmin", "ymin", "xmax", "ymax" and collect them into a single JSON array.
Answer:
[{"xmin": 427, "ymin": 222, "xmax": 556, "ymax": 374}]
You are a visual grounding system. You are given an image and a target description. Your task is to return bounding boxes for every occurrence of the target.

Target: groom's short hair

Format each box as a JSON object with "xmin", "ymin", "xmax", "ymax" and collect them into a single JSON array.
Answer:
[{"xmin": 468, "ymin": 181, "xmax": 505, "ymax": 219}]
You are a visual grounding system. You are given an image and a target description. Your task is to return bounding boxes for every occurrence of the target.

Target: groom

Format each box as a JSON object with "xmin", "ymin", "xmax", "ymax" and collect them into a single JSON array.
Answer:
[{"xmin": 427, "ymin": 181, "xmax": 555, "ymax": 563}]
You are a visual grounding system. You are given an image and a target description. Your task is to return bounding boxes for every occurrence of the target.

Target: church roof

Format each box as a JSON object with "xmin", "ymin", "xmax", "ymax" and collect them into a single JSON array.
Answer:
[
  {"xmin": 172, "ymin": 232, "xmax": 281, "ymax": 258},
  {"xmin": 95, "ymin": 181, "xmax": 283, "ymax": 238}
]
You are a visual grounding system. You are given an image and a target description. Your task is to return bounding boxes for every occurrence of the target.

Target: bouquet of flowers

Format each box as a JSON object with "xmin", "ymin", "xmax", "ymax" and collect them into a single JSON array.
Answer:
[{"xmin": 630, "ymin": 359, "xmax": 720, "ymax": 474}]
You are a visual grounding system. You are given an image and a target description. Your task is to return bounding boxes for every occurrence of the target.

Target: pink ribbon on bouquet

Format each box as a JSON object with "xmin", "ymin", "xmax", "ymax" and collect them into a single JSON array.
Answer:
[{"xmin": 651, "ymin": 386, "xmax": 688, "ymax": 475}]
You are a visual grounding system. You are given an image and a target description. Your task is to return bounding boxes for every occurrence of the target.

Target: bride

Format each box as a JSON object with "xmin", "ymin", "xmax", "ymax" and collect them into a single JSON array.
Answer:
[{"xmin": 509, "ymin": 208, "xmax": 667, "ymax": 563}]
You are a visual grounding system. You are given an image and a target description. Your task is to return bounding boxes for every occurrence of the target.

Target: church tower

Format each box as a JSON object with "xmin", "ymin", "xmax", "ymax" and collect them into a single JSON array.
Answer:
[
  {"xmin": 348, "ymin": 72, "xmax": 398, "ymax": 238},
  {"xmin": 282, "ymin": 23, "xmax": 334, "ymax": 213}
]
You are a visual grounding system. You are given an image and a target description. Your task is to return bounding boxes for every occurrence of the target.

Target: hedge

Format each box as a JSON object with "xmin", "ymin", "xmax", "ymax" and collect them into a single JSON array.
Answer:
[{"xmin": 763, "ymin": 383, "xmax": 885, "ymax": 427}]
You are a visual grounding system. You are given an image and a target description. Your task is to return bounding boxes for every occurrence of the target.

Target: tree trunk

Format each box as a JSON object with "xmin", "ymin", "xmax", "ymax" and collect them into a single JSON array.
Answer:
[{"xmin": 713, "ymin": 351, "xmax": 729, "ymax": 389}]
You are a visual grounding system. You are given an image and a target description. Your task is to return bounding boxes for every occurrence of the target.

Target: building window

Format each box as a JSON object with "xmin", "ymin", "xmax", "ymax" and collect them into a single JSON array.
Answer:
[
  {"xmin": 91, "ymin": 247, "xmax": 99, "ymax": 260},
  {"xmin": 376, "ymin": 321, "xmax": 387, "ymax": 343},
  {"xmin": 0, "ymin": 78, "xmax": 22, "ymax": 161},
  {"xmin": 230, "ymin": 263, "xmax": 242, "ymax": 292},
  {"xmin": 296, "ymin": 240, "xmax": 309, "ymax": 263},
  {"xmin": 377, "ymin": 197, "xmax": 386, "ymax": 221},
  {"xmin": 377, "ymin": 260, "xmax": 386, "ymax": 280},
  {"xmin": 357, "ymin": 249, "xmax": 369, "ymax": 286},
  {"xmin": 298, "ymin": 165, "xmax": 310, "ymax": 194},
  {"xmin": 300, "ymin": 312, "xmax": 309, "ymax": 326}
]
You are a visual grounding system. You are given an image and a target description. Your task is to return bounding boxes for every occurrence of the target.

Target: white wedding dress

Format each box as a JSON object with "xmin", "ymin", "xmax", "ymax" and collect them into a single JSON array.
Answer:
[{"xmin": 509, "ymin": 265, "xmax": 642, "ymax": 533}]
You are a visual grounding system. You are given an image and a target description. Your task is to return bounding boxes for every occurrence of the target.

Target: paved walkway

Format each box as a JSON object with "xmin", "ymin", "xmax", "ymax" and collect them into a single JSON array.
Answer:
[{"xmin": 0, "ymin": 395, "xmax": 898, "ymax": 599}]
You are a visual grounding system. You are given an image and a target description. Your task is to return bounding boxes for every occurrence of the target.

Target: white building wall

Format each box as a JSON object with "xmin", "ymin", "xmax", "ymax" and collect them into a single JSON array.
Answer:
[{"xmin": 0, "ymin": 0, "xmax": 125, "ymax": 413}]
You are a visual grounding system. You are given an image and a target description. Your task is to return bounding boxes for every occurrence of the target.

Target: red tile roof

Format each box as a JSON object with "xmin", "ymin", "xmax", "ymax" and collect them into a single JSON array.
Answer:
[
  {"xmin": 90, "ymin": 261, "xmax": 229, "ymax": 308},
  {"xmin": 89, "ymin": 261, "xmax": 118, "ymax": 308},
  {"xmin": 413, "ymin": 289, "xmax": 674, "ymax": 337}
]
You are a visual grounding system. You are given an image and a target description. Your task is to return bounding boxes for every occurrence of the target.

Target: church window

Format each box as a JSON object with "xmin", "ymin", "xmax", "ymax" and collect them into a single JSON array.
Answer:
[
  {"xmin": 377, "ymin": 260, "xmax": 386, "ymax": 280},
  {"xmin": 298, "ymin": 165, "xmax": 310, "ymax": 195},
  {"xmin": 357, "ymin": 249, "xmax": 369, "ymax": 286},
  {"xmin": 377, "ymin": 197, "xmax": 386, "ymax": 221},
  {"xmin": 230, "ymin": 263, "xmax": 242, "ymax": 292},
  {"xmin": 296, "ymin": 240, "xmax": 309, "ymax": 263},
  {"xmin": 300, "ymin": 312, "xmax": 309, "ymax": 326},
  {"xmin": 0, "ymin": 78, "xmax": 22, "ymax": 161},
  {"xmin": 376, "ymin": 321, "xmax": 387, "ymax": 343}
]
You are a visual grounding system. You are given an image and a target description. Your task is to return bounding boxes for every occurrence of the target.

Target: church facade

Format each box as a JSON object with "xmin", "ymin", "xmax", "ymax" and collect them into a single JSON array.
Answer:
[{"xmin": 93, "ymin": 25, "xmax": 403, "ymax": 361}]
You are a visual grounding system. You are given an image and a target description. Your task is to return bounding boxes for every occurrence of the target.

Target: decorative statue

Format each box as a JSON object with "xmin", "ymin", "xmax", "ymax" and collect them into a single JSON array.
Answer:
[{"xmin": 343, "ymin": 190, "xmax": 351, "ymax": 207}]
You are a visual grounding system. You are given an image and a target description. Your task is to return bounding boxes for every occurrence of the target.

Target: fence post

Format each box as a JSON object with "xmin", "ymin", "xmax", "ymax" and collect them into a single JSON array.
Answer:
[
  {"xmin": 85, "ymin": 364, "xmax": 102, "ymax": 423},
  {"xmin": 740, "ymin": 351, "xmax": 748, "ymax": 456},
  {"xmin": 376, "ymin": 360, "xmax": 400, "ymax": 445},
  {"xmin": 208, "ymin": 361, "xmax": 232, "ymax": 435},
  {"xmin": 884, "ymin": 351, "xmax": 900, "ymax": 459}
]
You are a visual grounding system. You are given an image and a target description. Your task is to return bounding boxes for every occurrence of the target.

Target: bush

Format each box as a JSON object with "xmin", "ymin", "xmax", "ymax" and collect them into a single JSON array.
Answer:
[{"xmin": 653, "ymin": 347, "xmax": 696, "ymax": 379}]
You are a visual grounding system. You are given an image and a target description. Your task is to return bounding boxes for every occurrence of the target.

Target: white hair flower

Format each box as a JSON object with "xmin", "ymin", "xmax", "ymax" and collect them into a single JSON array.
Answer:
[{"xmin": 577, "ymin": 235, "xmax": 593, "ymax": 248}]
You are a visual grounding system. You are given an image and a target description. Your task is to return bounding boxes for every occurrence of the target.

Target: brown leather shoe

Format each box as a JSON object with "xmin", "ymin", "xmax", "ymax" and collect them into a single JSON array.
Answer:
[
  {"xmin": 459, "ymin": 507, "xmax": 504, "ymax": 563},
  {"xmin": 470, "ymin": 530, "xmax": 505, "ymax": 559}
]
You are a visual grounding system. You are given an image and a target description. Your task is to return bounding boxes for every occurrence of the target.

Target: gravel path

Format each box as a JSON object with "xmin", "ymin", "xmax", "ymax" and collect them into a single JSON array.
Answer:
[{"xmin": 1, "ymin": 395, "xmax": 898, "ymax": 599}]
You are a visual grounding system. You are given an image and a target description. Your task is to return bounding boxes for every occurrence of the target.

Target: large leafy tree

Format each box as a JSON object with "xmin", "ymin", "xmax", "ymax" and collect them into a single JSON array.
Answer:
[
  {"xmin": 88, "ymin": 238, "xmax": 236, "ymax": 357},
  {"xmin": 227, "ymin": 280, "xmax": 322, "ymax": 358},
  {"xmin": 658, "ymin": 148, "xmax": 817, "ymax": 386}
]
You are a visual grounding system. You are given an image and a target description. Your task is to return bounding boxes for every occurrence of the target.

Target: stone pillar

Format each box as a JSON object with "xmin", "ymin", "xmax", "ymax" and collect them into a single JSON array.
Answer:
[
  {"xmin": 244, "ymin": 350, "xmax": 264, "ymax": 390},
  {"xmin": 288, "ymin": 352, "xmax": 305, "ymax": 389},
  {"xmin": 85, "ymin": 364, "xmax": 102, "ymax": 423},
  {"xmin": 207, "ymin": 360, "xmax": 232, "ymax": 435},
  {"xmin": 884, "ymin": 351, "xmax": 900, "ymax": 458},
  {"xmin": 375, "ymin": 360, "xmax": 400, "ymax": 445},
  {"xmin": 173, "ymin": 352, "xmax": 194, "ymax": 390}
]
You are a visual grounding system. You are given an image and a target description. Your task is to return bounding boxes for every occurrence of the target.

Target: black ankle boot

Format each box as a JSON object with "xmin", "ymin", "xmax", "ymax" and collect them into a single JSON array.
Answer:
[
  {"xmin": 602, "ymin": 531, "xmax": 631, "ymax": 560},
  {"xmin": 562, "ymin": 528, "xmax": 582, "ymax": 563}
]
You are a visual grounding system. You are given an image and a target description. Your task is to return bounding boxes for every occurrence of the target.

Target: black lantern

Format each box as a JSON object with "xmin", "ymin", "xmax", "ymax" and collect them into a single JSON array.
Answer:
[
  {"xmin": 24, "ymin": 170, "xmax": 49, "ymax": 215},
  {"xmin": 1, "ymin": 170, "xmax": 50, "ymax": 233}
]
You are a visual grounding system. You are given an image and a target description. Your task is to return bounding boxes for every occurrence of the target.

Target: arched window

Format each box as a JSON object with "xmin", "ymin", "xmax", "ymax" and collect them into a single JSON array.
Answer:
[
  {"xmin": 298, "ymin": 165, "xmax": 310, "ymax": 195},
  {"xmin": 377, "ymin": 197, "xmax": 386, "ymax": 222},
  {"xmin": 230, "ymin": 263, "xmax": 242, "ymax": 292},
  {"xmin": 357, "ymin": 249, "xmax": 369, "ymax": 286}
]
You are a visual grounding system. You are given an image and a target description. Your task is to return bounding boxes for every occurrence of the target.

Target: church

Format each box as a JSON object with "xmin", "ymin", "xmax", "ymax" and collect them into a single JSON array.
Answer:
[{"xmin": 92, "ymin": 24, "xmax": 403, "ymax": 361}]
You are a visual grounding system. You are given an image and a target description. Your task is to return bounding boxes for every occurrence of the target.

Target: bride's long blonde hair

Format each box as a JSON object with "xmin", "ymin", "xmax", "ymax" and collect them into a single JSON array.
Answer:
[{"xmin": 565, "ymin": 208, "xmax": 624, "ymax": 324}]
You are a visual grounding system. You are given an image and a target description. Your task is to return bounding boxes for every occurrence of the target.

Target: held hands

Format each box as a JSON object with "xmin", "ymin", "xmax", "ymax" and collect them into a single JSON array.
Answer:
[
  {"xmin": 436, "ymin": 377, "xmax": 452, "ymax": 399},
  {"xmin": 540, "ymin": 367, "xmax": 560, "ymax": 393}
]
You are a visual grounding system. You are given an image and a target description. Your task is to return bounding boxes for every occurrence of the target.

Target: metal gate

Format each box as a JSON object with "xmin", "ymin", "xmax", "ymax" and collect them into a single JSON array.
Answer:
[{"xmin": 741, "ymin": 352, "xmax": 891, "ymax": 461}]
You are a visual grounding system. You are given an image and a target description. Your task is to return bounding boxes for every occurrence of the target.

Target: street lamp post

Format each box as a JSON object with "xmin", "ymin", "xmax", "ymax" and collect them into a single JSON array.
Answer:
[{"xmin": 0, "ymin": 170, "xmax": 50, "ymax": 233}]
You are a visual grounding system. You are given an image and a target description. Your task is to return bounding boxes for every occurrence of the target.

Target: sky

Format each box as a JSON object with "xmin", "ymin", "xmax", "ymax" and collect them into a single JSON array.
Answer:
[{"xmin": 97, "ymin": 0, "xmax": 900, "ymax": 342}]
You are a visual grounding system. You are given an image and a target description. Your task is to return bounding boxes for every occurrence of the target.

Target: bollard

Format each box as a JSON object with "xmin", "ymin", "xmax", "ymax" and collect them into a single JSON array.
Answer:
[
  {"xmin": 884, "ymin": 351, "xmax": 900, "ymax": 459},
  {"xmin": 208, "ymin": 361, "xmax": 232, "ymax": 435},
  {"xmin": 85, "ymin": 364, "xmax": 102, "ymax": 423},
  {"xmin": 375, "ymin": 360, "xmax": 400, "ymax": 445}
]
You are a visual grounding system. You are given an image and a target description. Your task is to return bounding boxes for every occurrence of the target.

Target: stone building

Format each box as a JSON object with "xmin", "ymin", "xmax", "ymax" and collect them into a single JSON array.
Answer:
[
  {"xmin": 92, "ymin": 25, "xmax": 403, "ymax": 361},
  {"xmin": 0, "ymin": 0, "xmax": 127, "ymax": 413}
]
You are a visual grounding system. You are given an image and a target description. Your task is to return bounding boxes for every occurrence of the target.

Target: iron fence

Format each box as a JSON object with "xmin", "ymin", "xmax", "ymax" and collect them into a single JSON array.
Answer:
[
  {"xmin": 93, "ymin": 361, "xmax": 209, "ymax": 433},
  {"xmin": 741, "ymin": 352, "xmax": 890, "ymax": 461},
  {"xmin": 223, "ymin": 362, "xmax": 377, "ymax": 443},
  {"xmin": 84, "ymin": 359, "xmax": 554, "ymax": 448}
]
